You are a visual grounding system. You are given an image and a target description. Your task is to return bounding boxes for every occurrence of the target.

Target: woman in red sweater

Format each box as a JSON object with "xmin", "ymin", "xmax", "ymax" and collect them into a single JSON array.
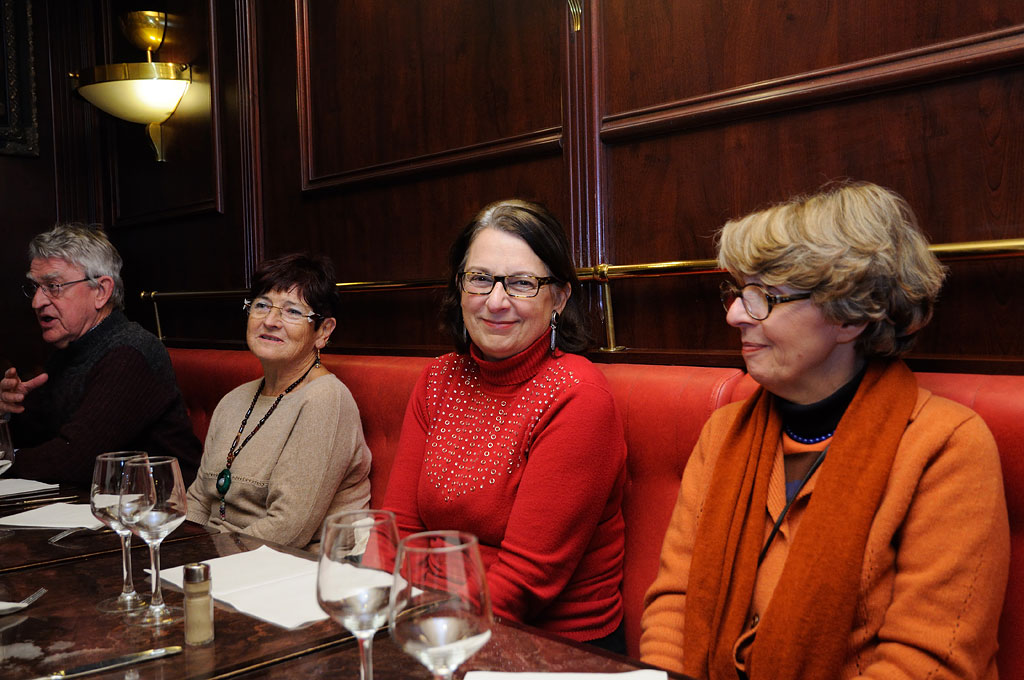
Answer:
[{"xmin": 382, "ymin": 199, "xmax": 628, "ymax": 652}]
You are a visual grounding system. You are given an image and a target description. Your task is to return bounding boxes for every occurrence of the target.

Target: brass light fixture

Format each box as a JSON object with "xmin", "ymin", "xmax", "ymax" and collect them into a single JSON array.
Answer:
[{"xmin": 72, "ymin": 11, "xmax": 191, "ymax": 161}]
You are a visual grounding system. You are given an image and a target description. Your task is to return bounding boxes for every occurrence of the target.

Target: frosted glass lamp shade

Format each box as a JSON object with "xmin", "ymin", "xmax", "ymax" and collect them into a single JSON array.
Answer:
[{"xmin": 75, "ymin": 62, "xmax": 191, "ymax": 124}]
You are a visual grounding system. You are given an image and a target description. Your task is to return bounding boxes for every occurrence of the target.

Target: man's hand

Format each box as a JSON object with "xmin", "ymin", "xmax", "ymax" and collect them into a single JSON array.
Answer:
[{"xmin": 0, "ymin": 366, "xmax": 49, "ymax": 415}]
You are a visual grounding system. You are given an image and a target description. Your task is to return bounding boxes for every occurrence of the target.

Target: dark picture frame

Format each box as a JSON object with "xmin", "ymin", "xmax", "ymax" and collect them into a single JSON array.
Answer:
[{"xmin": 0, "ymin": 0, "xmax": 39, "ymax": 157}]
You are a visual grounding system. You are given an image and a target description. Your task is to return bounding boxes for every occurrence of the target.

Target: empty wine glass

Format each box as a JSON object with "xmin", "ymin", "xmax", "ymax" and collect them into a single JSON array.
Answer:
[
  {"xmin": 0, "ymin": 418, "xmax": 13, "ymax": 477},
  {"xmin": 389, "ymin": 530, "xmax": 493, "ymax": 680},
  {"xmin": 90, "ymin": 452, "xmax": 147, "ymax": 613},
  {"xmin": 317, "ymin": 509, "xmax": 399, "ymax": 680},
  {"xmin": 118, "ymin": 455, "xmax": 187, "ymax": 626}
]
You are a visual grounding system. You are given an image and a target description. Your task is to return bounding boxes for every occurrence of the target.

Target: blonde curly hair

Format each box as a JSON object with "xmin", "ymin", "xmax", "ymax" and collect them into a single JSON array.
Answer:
[{"xmin": 716, "ymin": 181, "xmax": 946, "ymax": 358}]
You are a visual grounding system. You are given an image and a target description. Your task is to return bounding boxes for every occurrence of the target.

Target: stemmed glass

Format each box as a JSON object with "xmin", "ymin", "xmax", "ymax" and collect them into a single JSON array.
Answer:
[
  {"xmin": 118, "ymin": 455, "xmax": 187, "ymax": 626},
  {"xmin": 90, "ymin": 452, "xmax": 147, "ymax": 613},
  {"xmin": 317, "ymin": 509, "xmax": 399, "ymax": 680},
  {"xmin": 389, "ymin": 530, "xmax": 493, "ymax": 680}
]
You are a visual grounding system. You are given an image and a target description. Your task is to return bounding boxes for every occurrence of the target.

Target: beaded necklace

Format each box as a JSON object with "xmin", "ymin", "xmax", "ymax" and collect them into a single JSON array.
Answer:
[{"xmin": 215, "ymin": 360, "xmax": 317, "ymax": 519}]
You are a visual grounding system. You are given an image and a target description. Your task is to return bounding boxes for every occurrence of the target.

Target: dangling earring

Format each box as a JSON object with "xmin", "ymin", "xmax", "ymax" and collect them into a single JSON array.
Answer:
[
  {"xmin": 549, "ymin": 311, "xmax": 559, "ymax": 352},
  {"xmin": 462, "ymin": 322, "xmax": 469, "ymax": 346},
  {"xmin": 314, "ymin": 347, "xmax": 321, "ymax": 368}
]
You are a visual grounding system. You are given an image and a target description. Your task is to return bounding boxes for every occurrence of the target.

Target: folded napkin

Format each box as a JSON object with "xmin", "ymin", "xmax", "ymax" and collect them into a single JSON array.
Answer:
[
  {"xmin": 465, "ymin": 673, "xmax": 667, "ymax": 680},
  {"xmin": 0, "ymin": 479, "xmax": 60, "ymax": 498},
  {"xmin": 160, "ymin": 545, "xmax": 327, "ymax": 629},
  {"xmin": 0, "ymin": 502, "xmax": 102, "ymax": 529}
]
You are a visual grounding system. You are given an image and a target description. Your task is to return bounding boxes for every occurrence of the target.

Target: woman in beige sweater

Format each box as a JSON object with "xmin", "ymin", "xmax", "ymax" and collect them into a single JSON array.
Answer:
[{"xmin": 185, "ymin": 254, "xmax": 371, "ymax": 549}]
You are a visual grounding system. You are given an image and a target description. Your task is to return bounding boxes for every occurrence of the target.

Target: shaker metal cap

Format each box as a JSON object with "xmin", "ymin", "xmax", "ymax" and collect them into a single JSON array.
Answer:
[{"xmin": 183, "ymin": 562, "xmax": 211, "ymax": 583}]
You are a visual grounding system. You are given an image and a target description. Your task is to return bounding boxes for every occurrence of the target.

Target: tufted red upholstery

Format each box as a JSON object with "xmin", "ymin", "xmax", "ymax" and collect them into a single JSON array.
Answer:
[{"xmin": 167, "ymin": 349, "xmax": 1023, "ymax": 671}]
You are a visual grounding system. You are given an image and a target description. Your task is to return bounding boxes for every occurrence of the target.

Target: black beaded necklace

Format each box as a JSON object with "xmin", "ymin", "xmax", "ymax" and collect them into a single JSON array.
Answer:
[{"xmin": 216, "ymin": 360, "xmax": 317, "ymax": 519}]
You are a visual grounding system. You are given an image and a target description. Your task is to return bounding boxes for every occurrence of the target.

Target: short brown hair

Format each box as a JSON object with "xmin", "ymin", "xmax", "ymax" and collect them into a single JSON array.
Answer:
[{"xmin": 716, "ymin": 181, "xmax": 946, "ymax": 358}]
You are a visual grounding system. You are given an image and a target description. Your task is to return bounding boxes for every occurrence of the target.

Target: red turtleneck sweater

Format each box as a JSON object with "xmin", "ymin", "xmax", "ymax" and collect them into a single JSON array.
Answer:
[{"xmin": 382, "ymin": 332, "xmax": 627, "ymax": 642}]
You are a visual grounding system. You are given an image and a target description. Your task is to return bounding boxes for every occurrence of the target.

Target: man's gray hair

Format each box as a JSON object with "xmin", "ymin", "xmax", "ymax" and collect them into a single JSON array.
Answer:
[{"xmin": 29, "ymin": 223, "xmax": 124, "ymax": 308}]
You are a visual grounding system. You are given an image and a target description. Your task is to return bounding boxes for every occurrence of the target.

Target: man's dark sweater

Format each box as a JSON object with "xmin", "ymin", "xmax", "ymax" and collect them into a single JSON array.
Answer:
[{"xmin": 9, "ymin": 308, "xmax": 201, "ymax": 488}]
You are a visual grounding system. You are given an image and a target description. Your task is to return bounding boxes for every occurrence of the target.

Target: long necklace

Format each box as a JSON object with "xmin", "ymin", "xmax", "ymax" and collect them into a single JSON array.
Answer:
[{"xmin": 216, "ymin": 360, "xmax": 317, "ymax": 520}]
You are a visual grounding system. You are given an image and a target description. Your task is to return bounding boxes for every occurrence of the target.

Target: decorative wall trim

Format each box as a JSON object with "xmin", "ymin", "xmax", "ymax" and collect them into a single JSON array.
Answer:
[
  {"xmin": 0, "ymin": 0, "xmax": 39, "ymax": 157},
  {"xmin": 601, "ymin": 25, "xmax": 1024, "ymax": 144},
  {"xmin": 236, "ymin": 0, "xmax": 263, "ymax": 280},
  {"xmin": 300, "ymin": 125, "xmax": 563, "ymax": 193}
]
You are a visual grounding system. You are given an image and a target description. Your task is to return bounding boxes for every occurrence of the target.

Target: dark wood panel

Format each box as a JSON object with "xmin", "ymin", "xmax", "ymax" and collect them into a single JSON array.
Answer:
[
  {"xmin": 602, "ymin": 68, "xmax": 1024, "ymax": 364},
  {"xmin": 600, "ymin": 0, "xmax": 1024, "ymax": 114},
  {"xmin": 605, "ymin": 68, "xmax": 1024, "ymax": 266},
  {"xmin": 296, "ymin": 0, "xmax": 564, "ymax": 184}
]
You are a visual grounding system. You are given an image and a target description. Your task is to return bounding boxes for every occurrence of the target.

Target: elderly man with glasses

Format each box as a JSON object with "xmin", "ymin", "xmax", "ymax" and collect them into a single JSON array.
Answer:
[{"xmin": 0, "ymin": 223, "xmax": 200, "ymax": 488}]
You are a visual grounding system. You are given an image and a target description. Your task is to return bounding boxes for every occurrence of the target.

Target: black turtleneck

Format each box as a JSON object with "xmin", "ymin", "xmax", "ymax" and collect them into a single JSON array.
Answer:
[{"xmin": 776, "ymin": 363, "xmax": 868, "ymax": 442}]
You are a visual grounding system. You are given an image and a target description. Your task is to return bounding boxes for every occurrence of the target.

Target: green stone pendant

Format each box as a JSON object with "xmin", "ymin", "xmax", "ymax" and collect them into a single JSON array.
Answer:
[{"xmin": 216, "ymin": 468, "xmax": 232, "ymax": 495}]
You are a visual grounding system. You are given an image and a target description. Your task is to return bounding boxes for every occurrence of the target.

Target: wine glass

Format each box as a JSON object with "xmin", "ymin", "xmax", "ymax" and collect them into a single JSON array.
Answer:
[
  {"xmin": 118, "ymin": 455, "xmax": 187, "ymax": 626},
  {"xmin": 90, "ymin": 452, "xmax": 147, "ymax": 613},
  {"xmin": 317, "ymin": 509, "xmax": 399, "ymax": 680},
  {"xmin": 0, "ymin": 418, "xmax": 13, "ymax": 477},
  {"xmin": 389, "ymin": 530, "xmax": 493, "ymax": 680}
]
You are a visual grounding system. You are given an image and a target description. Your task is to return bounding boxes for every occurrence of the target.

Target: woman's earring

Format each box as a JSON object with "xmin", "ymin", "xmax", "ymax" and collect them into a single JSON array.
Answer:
[
  {"xmin": 463, "ymin": 324, "xmax": 469, "ymax": 346},
  {"xmin": 549, "ymin": 311, "xmax": 559, "ymax": 352},
  {"xmin": 314, "ymin": 347, "xmax": 321, "ymax": 368}
]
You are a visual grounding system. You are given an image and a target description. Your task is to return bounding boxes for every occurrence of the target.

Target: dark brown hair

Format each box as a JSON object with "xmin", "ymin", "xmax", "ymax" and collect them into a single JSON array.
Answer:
[
  {"xmin": 250, "ymin": 253, "xmax": 338, "ymax": 329},
  {"xmin": 441, "ymin": 199, "xmax": 591, "ymax": 353}
]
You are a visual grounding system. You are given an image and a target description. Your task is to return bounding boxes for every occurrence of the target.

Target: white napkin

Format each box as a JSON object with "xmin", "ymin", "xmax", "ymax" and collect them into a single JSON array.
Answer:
[
  {"xmin": 465, "ymin": 673, "xmax": 667, "ymax": 680},
  {"xmin": 0, "ymin": 479, "xmax": 60, "ymax": 497},
  {"xmin": 0, "ymin": 502, "xmax": 102, "ymax": 529},
  {"xmin": 160, "ymin": 545, "xmax": 327, "ymax": 629}
]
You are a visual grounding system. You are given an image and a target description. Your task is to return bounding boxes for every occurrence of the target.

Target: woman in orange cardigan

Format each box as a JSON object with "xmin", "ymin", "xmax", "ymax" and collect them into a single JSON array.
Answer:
[{"xmin": 640, "ymin": 181, "xmax": 1010, "ymax": 679}]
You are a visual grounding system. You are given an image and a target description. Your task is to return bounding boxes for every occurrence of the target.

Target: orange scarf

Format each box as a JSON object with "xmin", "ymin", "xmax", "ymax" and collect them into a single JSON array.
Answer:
[{"xmin": 682, "ymin": 360, "xmax": 918, "ymax": 680}]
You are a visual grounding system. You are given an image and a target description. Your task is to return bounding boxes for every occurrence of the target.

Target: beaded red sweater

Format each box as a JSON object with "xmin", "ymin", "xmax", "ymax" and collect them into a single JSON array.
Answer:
[{"xmin": 382, "ymin": 332, "xmax": 627, "ymax": 642}]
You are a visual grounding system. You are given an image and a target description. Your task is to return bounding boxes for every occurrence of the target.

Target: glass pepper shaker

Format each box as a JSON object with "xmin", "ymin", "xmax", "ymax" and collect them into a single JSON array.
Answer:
[{"xmin": 183, "ymin": 562, "xmax": 214, "ymax": 646}]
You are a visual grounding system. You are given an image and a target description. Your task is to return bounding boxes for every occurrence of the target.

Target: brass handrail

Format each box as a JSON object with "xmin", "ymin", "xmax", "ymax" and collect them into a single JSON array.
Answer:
[{"xmin": 141, "ymin": 237, "xmax": 1024, "ymax": 346}]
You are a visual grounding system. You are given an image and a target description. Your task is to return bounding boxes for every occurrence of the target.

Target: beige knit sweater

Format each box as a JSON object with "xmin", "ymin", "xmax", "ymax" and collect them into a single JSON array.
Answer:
[{"xmin": 185, "ymin": 373, "xmax": 371, "ymax": 549}]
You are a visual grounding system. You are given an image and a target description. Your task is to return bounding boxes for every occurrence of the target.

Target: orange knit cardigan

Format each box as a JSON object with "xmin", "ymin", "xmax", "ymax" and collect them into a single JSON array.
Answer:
[{"xmin": 641, "ymin": 387, "xmax": 1010, "ymax": 679}]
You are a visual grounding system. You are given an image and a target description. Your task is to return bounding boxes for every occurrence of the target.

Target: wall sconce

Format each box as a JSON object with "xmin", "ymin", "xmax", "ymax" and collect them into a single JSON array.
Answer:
[{"xmin": 72, "ymin": 11, "xmax": 191, "ymax": 161}]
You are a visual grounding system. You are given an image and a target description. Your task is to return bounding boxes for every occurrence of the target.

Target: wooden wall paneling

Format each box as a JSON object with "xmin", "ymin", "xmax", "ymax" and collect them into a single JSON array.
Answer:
[
  {"xmin": 47, "ymin": 0, "xmax": 105, "ymax": 223},
  {"xmin": 0, "ymin": 0, "xmax": 60, "ymax": 374},
  {"xmin": 243, "ymin": 1, "xmax": 578, "ymax": 353},
  {"xmin": 84, "ymin": 0, "xmax": 250, "ymax": 345},
  {"xmin": 105, "ymin": 0, "xmax": 222, "ymax": 225},
  {"xmin": 293, "ymin": 0, "xmax": 564, "ymax": 190},
  {"xmin": 599, "ymin": 66, "xmax": 1024, "ymax": 368},
  {"xmin": 599, "ymin": 0, "xmax": 1024, "ymax": 115}
]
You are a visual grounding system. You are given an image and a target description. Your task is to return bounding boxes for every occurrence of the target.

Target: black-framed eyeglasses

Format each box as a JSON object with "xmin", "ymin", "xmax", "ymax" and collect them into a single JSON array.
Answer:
[
  {"xmin": 719, "ymin": 280, "xmax": 812, "ymax": 320},
  {"xmin": 22, "ymin": 277, "xmax": 92, "ymax": 300},
  {"xmin": 243, "ymin": 298, "xmax": 322, "ymax": 325},
  {"xmin": 459, "ymin": 271, "xmax": 559, "ymax": 299}
]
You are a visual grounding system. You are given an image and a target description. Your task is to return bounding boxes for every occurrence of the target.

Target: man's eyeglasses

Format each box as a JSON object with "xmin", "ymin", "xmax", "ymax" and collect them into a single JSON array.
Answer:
[
  {"xmin": 719, "ymin": 280, "xmax": 812, "ymax": 320},
  {"xmin": 459, "ymin": 271, "xmax": 559, "ymax": 299},
  {"xmin": 22, "ymin": 278, "xmax": 92, "ymax": 299},
  {"xmin": 244, "ymin": 298, "xmax": 322, "ymax": 325}
]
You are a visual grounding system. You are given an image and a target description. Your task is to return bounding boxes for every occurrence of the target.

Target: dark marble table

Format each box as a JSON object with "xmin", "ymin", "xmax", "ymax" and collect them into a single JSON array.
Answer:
[
  {"xmin": 0, "ymin": 528, "xmax": 689, "ymax": 679},
  {"xmin": 0, "ymin": 489, "xmax": 213, "ymax": 574}
]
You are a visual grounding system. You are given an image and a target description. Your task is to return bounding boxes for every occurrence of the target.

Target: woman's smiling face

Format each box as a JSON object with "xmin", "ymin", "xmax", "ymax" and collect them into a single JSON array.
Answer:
[
  {"xmin": 246, "ymin": 286, "xmax": 331, "ymax": 371},
  {"xmin": 460, "ymin": 228, "xmax": 569, "ymax": 361}
]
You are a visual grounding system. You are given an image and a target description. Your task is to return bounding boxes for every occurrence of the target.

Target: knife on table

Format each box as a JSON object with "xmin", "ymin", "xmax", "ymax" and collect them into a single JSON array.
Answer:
[
  {"xmin": 28, "ymin": 645, "xmax": 182, "ymax": 679},
  {"xmin": 0, "ymin": 495, "xmax": 79, "ymax": 509}
]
